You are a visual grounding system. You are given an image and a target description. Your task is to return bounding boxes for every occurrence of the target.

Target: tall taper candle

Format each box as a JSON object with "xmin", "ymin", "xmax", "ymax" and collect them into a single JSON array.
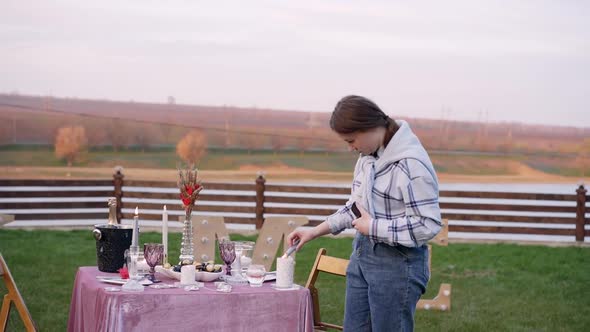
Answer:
[
  {"xmin": 131, "ymin": 206, "xmax": 139, "ymax": 247},
  {"xmin": 162, "ymin": 205, "xmax": 168, "ymax": 265}
]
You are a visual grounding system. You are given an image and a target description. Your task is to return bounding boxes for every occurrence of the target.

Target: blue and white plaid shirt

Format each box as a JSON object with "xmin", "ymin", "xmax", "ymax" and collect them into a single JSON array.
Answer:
[{"xmin": 326, "ymin": 121, "xmax": 442, "ymax": 247}]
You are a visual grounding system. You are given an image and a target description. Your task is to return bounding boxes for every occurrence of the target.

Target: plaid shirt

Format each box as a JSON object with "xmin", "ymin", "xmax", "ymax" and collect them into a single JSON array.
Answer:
[{"xmin": 326, "ymin": 121, "xmax": 442, "ymax": 247}]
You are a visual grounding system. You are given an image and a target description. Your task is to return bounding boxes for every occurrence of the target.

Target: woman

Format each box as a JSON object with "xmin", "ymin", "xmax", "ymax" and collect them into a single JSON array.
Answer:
[{"xmin": 287, "ymin": 95, "xmax": 442, "ymax": 331}]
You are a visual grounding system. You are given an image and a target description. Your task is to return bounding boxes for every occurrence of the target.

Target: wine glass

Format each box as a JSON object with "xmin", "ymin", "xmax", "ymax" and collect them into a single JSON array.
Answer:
[
  {"xmin": 144, "ymin": 243, "xmax": 164, "ymax": 282},
  {"xmin": 218, "ymin": 240, "xmax": 236, "ymax": 276}
]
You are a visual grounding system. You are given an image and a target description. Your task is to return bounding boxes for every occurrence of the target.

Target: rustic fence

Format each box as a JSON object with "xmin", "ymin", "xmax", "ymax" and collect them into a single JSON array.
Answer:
[{"xmin": 0, "ymin": 171, "xmax": 588, "ymax": 242}]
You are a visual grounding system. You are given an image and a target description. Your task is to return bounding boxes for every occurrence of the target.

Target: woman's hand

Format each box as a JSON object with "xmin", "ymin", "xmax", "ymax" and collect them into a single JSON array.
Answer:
[
  {"xmin": 351, "ymin": 204, "xmax": 371, "ymax": 235},
  {"xmin": 286, "ymin": 228, "xmax": 316, "ymax": 251}
]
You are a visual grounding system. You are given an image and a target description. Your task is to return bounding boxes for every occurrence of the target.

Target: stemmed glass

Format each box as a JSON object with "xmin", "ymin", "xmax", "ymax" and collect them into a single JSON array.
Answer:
[
  {"xmin": 144, "ymin": 243, "xmax": 164, "ymax": 282},
  {"xmin": 218, "ymin": 240, "xmax": 236, "ymax": 276}
]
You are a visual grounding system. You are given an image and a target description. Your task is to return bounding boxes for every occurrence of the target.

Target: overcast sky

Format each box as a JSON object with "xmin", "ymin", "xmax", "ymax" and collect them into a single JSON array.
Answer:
[{"xmin": 1, "ymin": 0, "xmax": 589, "ymax": 127}]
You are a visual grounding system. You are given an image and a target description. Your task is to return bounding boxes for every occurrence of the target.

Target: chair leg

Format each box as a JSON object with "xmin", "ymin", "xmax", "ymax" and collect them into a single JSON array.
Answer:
[{"xmin": 1, "ymin": 294, "xmax": 12, "ymax": 332}]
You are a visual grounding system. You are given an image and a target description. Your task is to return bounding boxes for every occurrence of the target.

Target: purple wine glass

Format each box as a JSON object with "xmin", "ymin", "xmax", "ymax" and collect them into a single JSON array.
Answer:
[
  {"xmin": 144, "ymin": 243, "xmax": 164, "ymax": 282},
  {"xmin": 218, "ymin": 240, "xmax": 236, "ymax": 276}
]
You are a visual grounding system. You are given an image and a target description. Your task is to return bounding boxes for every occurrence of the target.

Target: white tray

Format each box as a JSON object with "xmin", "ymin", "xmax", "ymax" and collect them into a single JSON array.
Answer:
[{"xmin": 156, "ymin": 266, "xmax": 224, "ymax": 282}]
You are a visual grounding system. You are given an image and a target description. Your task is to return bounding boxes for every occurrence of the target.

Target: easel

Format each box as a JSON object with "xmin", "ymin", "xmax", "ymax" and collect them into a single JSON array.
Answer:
[{"xmin": 0, "ymin": 253, "xmax": 37, "ymax": 331}]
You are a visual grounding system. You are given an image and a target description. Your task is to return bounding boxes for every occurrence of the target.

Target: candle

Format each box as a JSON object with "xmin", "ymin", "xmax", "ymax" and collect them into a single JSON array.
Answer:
[
  {"xmin": 276, "ymin": 256, "xmax": 295, "ymax": 289},
  {"xmin": 162, "ymin": 205, "xmax": 168, "ymax": 265},
  {"xmin": 180, "ymin": 265, "xmax": 196, "ymax": 285},
  {"xmin": 131, "ymin": 206, "xmax": 139, "ymax": 247}
]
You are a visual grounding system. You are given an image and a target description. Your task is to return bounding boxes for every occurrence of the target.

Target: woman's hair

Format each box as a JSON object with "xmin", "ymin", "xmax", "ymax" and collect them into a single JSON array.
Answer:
[{"xmin": 330, "ymin": 95, "xmax": 399, "ymax": 137}]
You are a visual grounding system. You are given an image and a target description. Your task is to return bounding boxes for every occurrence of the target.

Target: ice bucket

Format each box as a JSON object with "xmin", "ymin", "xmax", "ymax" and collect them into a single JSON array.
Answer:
[{"xmin": 93, "ymin": 224, "xmax": 133, "ymax": 272}]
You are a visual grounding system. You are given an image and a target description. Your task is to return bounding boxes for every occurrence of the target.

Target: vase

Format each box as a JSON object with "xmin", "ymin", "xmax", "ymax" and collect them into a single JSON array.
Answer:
[{"xmin": 178, "ymin": 212, "xmax": 194, "ymax": 265}]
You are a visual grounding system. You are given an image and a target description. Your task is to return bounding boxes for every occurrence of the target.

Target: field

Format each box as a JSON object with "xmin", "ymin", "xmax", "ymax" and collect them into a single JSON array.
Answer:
[
  {"xmin": 0, "ymin": 145, "xmax": 586, "ymax": 184},
  {"xmin": 0, "ymin": 230, "xmax": 589, "ymax": 331}
]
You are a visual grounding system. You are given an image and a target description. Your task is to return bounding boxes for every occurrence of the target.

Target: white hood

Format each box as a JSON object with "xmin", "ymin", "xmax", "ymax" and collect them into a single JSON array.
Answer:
[{"xmin": 374, "ymin": 120, "xmax": 438, "ymax": 182}]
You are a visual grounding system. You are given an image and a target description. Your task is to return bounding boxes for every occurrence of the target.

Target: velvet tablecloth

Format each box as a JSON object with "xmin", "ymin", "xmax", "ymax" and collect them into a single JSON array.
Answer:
[{"xmin": 67, "ymin": 267, "xmax": 314, "ymax": 332}]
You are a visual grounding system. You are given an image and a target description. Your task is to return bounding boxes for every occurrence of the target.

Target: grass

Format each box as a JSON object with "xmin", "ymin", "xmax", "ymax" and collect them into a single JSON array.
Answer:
[{"xmin": 0, "ymin": 230, "xmax": 589, "ymax": 331}]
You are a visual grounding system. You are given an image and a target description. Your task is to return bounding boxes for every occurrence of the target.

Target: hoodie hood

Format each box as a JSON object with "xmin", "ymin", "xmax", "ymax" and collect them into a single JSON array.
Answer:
[{"xmin": 374, "ymin": 120, "xmax": 438, "ymax": 182}]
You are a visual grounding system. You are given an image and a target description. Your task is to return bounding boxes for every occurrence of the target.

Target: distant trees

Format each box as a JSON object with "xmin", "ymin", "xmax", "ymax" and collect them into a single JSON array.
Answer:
[
  {"xmin": 54, "ymin": 125, "xmax": 88, "ymax": 167},
  {"xmin": 176, "ymin": 130, "xmax": 207, "ymax": 164}
]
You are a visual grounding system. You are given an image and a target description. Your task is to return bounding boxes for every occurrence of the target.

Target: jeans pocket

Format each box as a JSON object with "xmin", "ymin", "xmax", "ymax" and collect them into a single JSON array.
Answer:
[{"xmin": 390, "ymin": 245, "xmax": 410, "ymax": 259}]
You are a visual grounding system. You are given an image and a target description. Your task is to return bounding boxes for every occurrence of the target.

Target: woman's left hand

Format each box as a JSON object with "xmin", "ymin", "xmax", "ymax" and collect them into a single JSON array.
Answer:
[{"xmin": 351, "ymin": 204, "xmax": 371, "ymax": 235}]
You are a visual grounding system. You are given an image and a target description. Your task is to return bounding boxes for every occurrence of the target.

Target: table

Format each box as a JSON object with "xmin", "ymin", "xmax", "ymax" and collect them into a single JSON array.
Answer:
[{"xmin": 67, "ymin": 267, "xmax": 314, "ymax": 332}]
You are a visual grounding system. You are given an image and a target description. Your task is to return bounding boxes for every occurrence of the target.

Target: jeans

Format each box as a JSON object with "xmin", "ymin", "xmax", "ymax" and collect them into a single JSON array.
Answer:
[{"xmin": 343, "ymin": 234, "xmax": 429, "ymax": 332}]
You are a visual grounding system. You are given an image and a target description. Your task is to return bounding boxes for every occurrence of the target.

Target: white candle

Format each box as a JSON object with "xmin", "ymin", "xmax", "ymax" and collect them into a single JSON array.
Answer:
[
  {"xmin": 180, "ymin": 265, "xmax": 196, "ymax": 285},
  {"xmin": 276, "ymin": 257, "xmax": 295, "ymax": 289},
  {"xmin": 162, "ymin": 205, "xmax": 168, "ymax": 264},
  {"xmin": 131, "ymin": 206, "xmax": 139, "ymax": 247}
]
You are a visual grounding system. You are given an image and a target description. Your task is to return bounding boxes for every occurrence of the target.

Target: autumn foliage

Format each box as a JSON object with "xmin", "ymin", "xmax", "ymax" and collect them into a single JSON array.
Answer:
[
  {"xmin": 176, "ymin": 130, "xmax": 207, "ymax": 164},
  {"xmin": 54, "ymin": 126, "xmax": 88, "ymax": 166}
]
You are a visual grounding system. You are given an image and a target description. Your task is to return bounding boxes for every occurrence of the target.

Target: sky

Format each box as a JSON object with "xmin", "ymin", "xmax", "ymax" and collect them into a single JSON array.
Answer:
[{"xmin": 1, "ymin": 0, "xmax": 589, "ymax": 127}]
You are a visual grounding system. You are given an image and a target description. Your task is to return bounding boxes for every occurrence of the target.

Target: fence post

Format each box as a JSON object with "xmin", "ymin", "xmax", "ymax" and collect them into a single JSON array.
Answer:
[
  {"xmin": 575, "ymin": 184, "xmax": 587, "ymax": 242},
  {"xmin": 255, "ymin": 173, "xmax": 266, "ymax": 229},
  {"xmin": 113, "ymin": 167, "xmax": 125, "ymax": 224}
]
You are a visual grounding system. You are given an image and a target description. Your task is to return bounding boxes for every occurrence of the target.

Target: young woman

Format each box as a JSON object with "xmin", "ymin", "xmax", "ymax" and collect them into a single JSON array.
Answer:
[{"xmin": 287, "ymin": 95, "xmax": 442, "ymax": 331}]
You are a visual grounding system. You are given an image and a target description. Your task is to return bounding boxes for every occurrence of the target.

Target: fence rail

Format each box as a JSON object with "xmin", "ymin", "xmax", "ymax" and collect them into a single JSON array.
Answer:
[{"xmin": 0, "ymin": 172, "xmax": 588, "ymax": 242}]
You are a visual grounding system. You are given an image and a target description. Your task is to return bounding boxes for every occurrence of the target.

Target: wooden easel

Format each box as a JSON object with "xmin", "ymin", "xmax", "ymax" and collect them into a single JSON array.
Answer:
[
  {"xmin": 0, "ymin": 253, "xmax": 37, "ymax": 332},
  {"xmin": 416, "ymin": 219, "xmax": 452, "ymax": 311}
]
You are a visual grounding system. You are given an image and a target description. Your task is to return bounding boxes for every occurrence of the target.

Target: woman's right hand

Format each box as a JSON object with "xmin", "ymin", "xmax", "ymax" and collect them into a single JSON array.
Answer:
[{"xmin": 286, "ymin": 228, "xmax": 316, "ymax": 252}]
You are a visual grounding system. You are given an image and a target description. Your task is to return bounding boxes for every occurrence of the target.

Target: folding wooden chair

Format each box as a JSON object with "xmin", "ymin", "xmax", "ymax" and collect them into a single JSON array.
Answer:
[
  {"xmin": 305, "ymin": 248, "xmax": 349, "ymax": 331},
  {"xmin": 0, "ymin": 253, "xmax": 37, "ymax": 332}
]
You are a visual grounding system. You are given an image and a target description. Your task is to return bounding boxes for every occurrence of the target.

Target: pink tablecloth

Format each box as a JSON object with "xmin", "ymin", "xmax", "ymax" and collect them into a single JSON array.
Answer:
[{"xmin": 67, "ymin": 267, "xmax": 314, "ymax": 332}]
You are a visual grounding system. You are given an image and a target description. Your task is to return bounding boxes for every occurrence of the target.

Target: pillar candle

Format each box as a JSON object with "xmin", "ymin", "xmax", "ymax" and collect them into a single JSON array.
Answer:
[{"xmin": 180, "ymin": 265, "xmax": 196, "ymax": 285}]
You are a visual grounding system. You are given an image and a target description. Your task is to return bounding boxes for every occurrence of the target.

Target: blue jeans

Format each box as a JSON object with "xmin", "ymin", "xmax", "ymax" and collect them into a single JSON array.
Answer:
[{"xmin": 343, "ymin": 234, "xmax": 429, "ymax": 332}]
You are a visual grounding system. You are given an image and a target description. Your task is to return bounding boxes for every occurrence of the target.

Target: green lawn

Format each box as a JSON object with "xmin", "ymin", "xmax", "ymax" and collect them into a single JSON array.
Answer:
[{"xmin": 0, "ymin": 230, "xmax": 589, "ymax": 331}]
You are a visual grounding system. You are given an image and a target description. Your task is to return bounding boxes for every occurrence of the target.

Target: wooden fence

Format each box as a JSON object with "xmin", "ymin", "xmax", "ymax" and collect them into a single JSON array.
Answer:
[{"xmin": 0, "ymin": 171, "xmax": 588, "ymax": 242}]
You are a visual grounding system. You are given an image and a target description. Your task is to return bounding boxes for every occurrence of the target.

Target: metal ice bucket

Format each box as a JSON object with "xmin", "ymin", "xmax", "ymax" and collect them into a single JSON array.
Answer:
[{"xmin": 93, "ymin": 224, "xmax": 133, "ymax": 272}]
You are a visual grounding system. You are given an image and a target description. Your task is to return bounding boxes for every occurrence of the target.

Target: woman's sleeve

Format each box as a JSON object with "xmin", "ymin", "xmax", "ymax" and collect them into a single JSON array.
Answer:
[
  {"xmin": 368, "ymin": 175, "xmax": 442, "ymax": 247},
  {"xmin": 326, "ymin": 156, "xmax": 363, "ymax": 235},
  {"xmin": 326, "ymin": 202, "xmax": 358, "ymax": 235}
]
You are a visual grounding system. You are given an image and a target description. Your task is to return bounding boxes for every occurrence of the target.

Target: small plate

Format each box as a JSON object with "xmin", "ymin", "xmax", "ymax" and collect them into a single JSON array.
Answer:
[
  {"xmin": 264, "ymin": 271, "xmax": 277, "ymax": 282},
  {"xmin": 104, "ymin": 287, "xmax": 121, "ymax": 292}
]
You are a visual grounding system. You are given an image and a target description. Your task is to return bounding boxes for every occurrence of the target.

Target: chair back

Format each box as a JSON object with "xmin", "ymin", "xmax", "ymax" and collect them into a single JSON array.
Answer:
[{"xmin": 305, "ymin": 248, "xmax": 349, "ymax": 331}]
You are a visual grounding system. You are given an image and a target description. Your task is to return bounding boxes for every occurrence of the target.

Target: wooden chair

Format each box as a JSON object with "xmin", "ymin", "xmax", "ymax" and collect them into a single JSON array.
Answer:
[
  {"xmin": 0, "ymin": 253, "xmax": 37, "ymax": 332},
  {"xmin": 305, "ymin": 248, "xmax": 349, "ymax": 331}
]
